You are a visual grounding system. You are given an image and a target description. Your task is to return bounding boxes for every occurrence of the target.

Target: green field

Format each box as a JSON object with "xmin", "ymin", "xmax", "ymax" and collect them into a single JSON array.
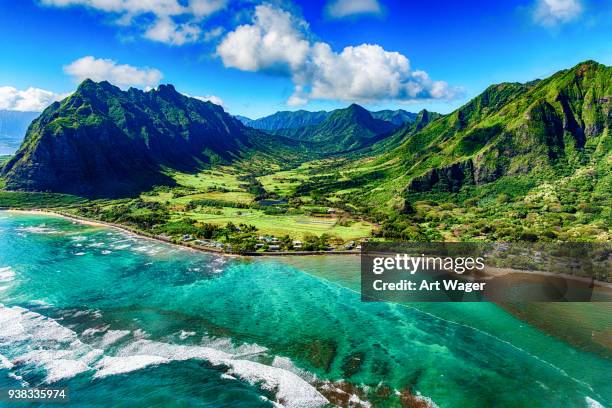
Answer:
[{"xmin": 177, "ymin": 206, "xmax": 374, "ymax": 240}]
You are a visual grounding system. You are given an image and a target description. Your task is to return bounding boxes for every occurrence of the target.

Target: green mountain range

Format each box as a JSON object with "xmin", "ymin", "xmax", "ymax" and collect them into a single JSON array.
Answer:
[
  {"xmin": 1, "ymin": 60, "xmax": 610, "ymax": 242},
  {"xmin": 370, "ymin": 109, "xmax": 417, "ymax": 126},
  {"xmin": 236, "ymin": 108, "xmax": 415, "ymax": 131},
  {"xmin": 274, "ymin": 104, "xmax": 399, "ymax": 153},
  {"xmin": 237, "ymin": 110, "xmax": 331, "ymax": 131},
  {"xmin": 376, "ymin": 60, "xmax": 610, "ymax": 196},
  {"xmin": 0, "ymin": 80, "xmax": 293, "ymax": 196}
]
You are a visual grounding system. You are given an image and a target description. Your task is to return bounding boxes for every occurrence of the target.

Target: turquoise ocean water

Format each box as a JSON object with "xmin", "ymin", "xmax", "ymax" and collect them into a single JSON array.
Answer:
[{"xmin": 0, "ymin": 212, "xmax": 609, "ymax": 407}]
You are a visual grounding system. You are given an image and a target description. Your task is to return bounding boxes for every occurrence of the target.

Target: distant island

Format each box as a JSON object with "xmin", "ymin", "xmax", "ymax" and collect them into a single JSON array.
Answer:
[{"xmin": 1, "ymin": 60, "xmax": 610, "ymax": 253}]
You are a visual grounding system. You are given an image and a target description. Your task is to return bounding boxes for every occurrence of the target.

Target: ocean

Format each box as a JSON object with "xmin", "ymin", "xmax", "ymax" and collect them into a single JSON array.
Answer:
[{"xmin": 0, "ymin": 211, "xmax": 609, "ymax": 407}]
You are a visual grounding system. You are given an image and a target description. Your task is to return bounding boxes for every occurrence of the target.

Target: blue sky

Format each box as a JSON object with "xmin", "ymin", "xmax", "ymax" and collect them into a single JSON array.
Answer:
[{"xmin": 0, "ymin": 0, "xmax": 611, "ymax": 118}]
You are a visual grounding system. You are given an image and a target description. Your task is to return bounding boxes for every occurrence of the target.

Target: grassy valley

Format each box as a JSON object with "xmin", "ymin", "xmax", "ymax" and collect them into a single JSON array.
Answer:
[{"xmin": 1, "ymin": 61, "xmax": 610, "ymax": 253}]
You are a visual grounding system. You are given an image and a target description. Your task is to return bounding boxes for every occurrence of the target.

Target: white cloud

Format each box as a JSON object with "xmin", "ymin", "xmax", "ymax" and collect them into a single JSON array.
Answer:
[
  {"xmin": 64, "ymin": 56, "xmax": 163, "ymax": 89},
  {"xmin": 0, "ymin": 86, "xmax": 68, "ymax": 112},
  {"xmin": 325, "ymin": 0, "xmax": 382, "ymax": 19},
  {"xmin": 217, "ymin": 5, "xmax": 310, "ymax": 73},
  {"xmin": 193, "ymin": 94, "xmax": 224, "ymax": 106},
  {"xmin": 203, "ymin": 26, "xmax": 224, "ymax": 42},
  {"xmin": 40, "ymin": 0, "xmax": 227, "ymax": 45},
  {"xmin": 217, "ymin": 4, "xmax": 457, "ymax": 105},
  {"xmin": 533, "ymin": 0, "xmax": 583, "ymax": 26},
  {"xmin": 144, "ymin": 17, "xmax": 201, "ymax": 45}
]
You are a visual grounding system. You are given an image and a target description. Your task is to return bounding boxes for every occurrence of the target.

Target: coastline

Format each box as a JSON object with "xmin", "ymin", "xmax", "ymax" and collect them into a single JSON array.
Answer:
[
  {"xmin": 1, "ymin": 209, "xmax": 361, "ymax": 258},
  {"xmin": 3, "ymin": 209, "xmax": 610, "ymax": 290}
]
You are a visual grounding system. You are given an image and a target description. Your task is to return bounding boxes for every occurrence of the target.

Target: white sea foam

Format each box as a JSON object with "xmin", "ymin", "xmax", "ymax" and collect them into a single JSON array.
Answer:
[
  {"xmin": 0, "ymin": 306, "xmax": 327, "ymax": 407},
  {"xmin": 88, "ymin": 242, "xmax": 105, "ymax": 248},
  {"xmin": 17, "ymin": 225, "xmax": 59, "ymax": 234},
  {"xmin": 0, "ymin": 353, "xmax": 14, "ymax": 369},
  {"xmin": 586, "ymin": 396, "xmax": 605, "ymax": 408},
  {"xmin": 228, "ymin": 359, "xmax": 327, "ymax": 408},
  {"xmin": 178, "ymin": 330, "xmax": 196, "ymax": 340},
  {"xmin": 93, "ymin": 355, "xmax": 169, "ymax": 378},
  {"xmin": 82, "ymin": 325, "xmax": 110, "ymax": 336},
  {"xmin": 43, "ymin": 359, "xmax": 91, "ymax": 383},
  {"xmin": 0, "ymin": 305, "xmax": 102, "ymax": 383},
  {"xmin": 0, "ymin": 267, "xmax": 15, "ymax": 284},
  {"xmin": 74, "ymin": 252, "xmax": 86, "ymax": 256},
  {"xmin": 92, "ymin": 339, "xmax": 327, "ymax": 407},
  {"xmin": 99, "ymin": 330, "xmax": 130, "ymax": 347}
]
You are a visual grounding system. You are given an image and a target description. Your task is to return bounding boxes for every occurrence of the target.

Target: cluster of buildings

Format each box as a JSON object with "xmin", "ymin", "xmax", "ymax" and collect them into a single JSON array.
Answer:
[{"xmin": 162, "ymin": 233, "xmax": 363, "ymax": 253}]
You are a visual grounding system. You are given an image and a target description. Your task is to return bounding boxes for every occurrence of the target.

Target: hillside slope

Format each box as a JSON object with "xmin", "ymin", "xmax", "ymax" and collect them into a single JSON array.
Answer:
[
  {"xmin": 0, "ymin": 80, "xmax": 288, "ymax": 196},
  {"xmin": 297, "ymin": 61, "xmax": 610, "ymax": 227}
]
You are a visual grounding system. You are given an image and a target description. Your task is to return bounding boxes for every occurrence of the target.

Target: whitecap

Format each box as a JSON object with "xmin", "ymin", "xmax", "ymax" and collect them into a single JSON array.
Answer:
[
  {"xmin": 93, "ymin": 355, "xmax": 169, "ymax": 378},
  {"xmin": 178, "ymin": 330, "xmax": 196, "ymax": 340},
  {"xmin": 74, "ymin": 252, "xmax": 86, "ymax": 256},
  {"xmin": 88, "ymin": 242, "xmax": 105, "ymax": 248},
  {"xmin": 101, "ymin": 250, "xmax": 112, "ymax": 255},
  {"xmin": 0, "ymin": 353, "xmax": 14, "ymax": 370},
  {"xmin": 586, "ymin": 397, "xmax": 605, "ymax": 408},
  {"xmin": 0, "ymin": 267, "xmax": 15, "ymax": 282},
  {"xmin": 96, "ymin": 340, "xmax": 328, "ymax": 408},
  {"xmin": 0, "ymin": 305, "xmax": 104, "ymax": 383},
  {"xmin": 99, "ymin": 330, "xmax": 130, "ymax": 347},
  {"xmin": 16, "ymin": 225, "xmax": 59, "ymax": 234},
  {"xmin": 82, "ymin": 325, "xmax": 110, "ymax": 336}
]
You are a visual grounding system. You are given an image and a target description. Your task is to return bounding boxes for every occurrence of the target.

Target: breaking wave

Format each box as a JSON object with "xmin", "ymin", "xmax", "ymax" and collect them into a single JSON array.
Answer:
[{"xmin": 0, "ymin": 304, "xmax": 328, "ymax": 408}]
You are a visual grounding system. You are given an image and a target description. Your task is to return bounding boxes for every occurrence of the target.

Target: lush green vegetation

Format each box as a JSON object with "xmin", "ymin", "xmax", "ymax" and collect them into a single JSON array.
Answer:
[
  {"xmin": 0, "ymin": 191, "xmax": 85, "ymax": 208},
  {"xmin": 1, "ymin": 61, "xmax": 610, "ymax": 249}
]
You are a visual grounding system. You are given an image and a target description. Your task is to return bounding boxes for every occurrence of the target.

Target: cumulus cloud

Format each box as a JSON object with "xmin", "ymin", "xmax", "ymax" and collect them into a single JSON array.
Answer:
[
  {"xmin": 325, "ymin": 0, "xmax": 382, "ymax": 19},
  {"xmin": 40, "ymin": 0, "xmax": 227, "ymax": 45},
  {"xmin": 144, "ymin": 17, "xmax": 201, "ymax": 45},
  {"xmin": 64, "ymin": 56, "xmax": 163, "ymax": 89},
  {"xmin": 0, "ymin": 86, "xmax": 68, "ymax": 112},
  {"xmin": 217, "ymin": 4, "xmax": 456, "ymax": 105},
  {"xmin": 533, "ymin": 0, "xmax": 583, "ymax": 26},
  {"xmin": 217, "ymin": 5, "xmax": 310, "ymax": 73}
]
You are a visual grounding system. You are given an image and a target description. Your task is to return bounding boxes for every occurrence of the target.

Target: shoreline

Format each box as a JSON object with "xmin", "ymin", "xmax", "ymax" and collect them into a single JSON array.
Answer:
[
  {"xmin": 1, "ymin": 209, "xmax": 361, "ymax": 258},
  {"xmin": 3, "ymin": 209, "xmax": 610, "ymax": 291}
]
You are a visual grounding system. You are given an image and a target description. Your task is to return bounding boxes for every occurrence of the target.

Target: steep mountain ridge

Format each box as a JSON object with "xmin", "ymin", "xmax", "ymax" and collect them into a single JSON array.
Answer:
[
  {"xmin": 239, "ymin": 110, "xmax": 331, "ymax": 131},
  {"xmin": 275, "ymin": 104, "xmax": 398, "ymax": 153},
  {"xmin": 296, "ymin": 60, "xmax": 610, "ymax": 217},
  {"xmin": 237, "ymin": 108, "xmax": 416, "ymax": 131},
  {"xmin": 1, "ymin": 80, "xmax": 286, "ymax": 196},
  {"xmin": 370, "ymin": 109, "xmax": 417, "ymax": 126},
  {"xmin": 397, "ymin": 60, "xmax": 610, "ymax": 193}
]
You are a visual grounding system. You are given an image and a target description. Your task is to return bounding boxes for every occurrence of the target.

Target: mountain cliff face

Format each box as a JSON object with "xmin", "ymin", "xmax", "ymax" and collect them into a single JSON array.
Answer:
[
  {"xmin": 0, "ymin": 80, "xmax": 279, "ymax": 196},
  {"xmin": 381, "ymin": 61, "xmax": 611, "ymax": 194},
  {"xmin": 292, "ymin": 61, "xmax": 610, "ymax": 219}
]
